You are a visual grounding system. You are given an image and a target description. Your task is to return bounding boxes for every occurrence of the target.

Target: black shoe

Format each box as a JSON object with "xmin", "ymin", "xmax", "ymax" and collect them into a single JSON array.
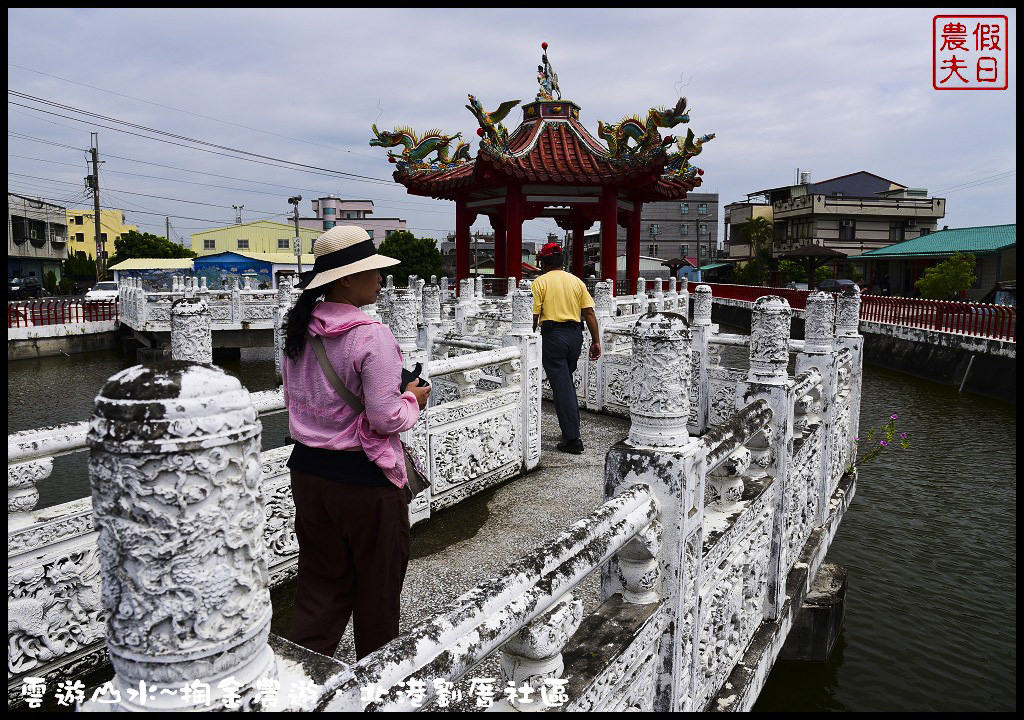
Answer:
[{"xmin": 556, "ymin": 438, "xmax": 584, "ymax": 454}]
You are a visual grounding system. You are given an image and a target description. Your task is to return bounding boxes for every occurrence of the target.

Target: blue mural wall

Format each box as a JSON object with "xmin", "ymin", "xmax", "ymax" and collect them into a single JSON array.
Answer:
[
  {"xmin": 115, "ymin": 269, "xmax": 188, "ymax": 292},
  {"xmin": 193, "ymin": 253, "xmax": 273, "ymax": 290}
]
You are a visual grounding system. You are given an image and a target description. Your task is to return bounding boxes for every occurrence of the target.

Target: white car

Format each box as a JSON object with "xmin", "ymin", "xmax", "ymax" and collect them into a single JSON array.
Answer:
[{"xmin": 84, "ymin": 281, "xmax": 119, "ymax": 301}]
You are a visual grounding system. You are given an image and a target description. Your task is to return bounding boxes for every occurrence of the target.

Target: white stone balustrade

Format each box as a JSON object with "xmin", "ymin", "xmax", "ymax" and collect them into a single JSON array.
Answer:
[
  {"xmin": 82, "ymin": 364, "xmax": 275, "ymax": 711},
  {"xmin": 170, "ymin": 296, "xmax": 212, "ymax": 363}
]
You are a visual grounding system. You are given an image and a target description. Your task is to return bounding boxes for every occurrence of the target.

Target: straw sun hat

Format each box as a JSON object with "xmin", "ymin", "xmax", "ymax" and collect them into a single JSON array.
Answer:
[{"xmin": 297, "ymin": 225, "xmax": 400, "ymax": 292}]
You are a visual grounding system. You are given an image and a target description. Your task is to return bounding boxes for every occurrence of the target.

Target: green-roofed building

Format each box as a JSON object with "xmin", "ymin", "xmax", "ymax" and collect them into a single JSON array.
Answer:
[{"xmin": 849, "ymin": 224, "xmax": 1015, "ymax": 300}]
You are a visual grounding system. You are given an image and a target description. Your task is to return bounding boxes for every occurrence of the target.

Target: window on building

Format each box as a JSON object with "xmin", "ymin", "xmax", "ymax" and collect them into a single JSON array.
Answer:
[
  {"xmin": 792, "ymin": 218, "xmax": 814, "ymax": 241},
  {"xmin": 346, "ymin": 212, "xmax": 354, "ymax": 219},
  {"xmin": 323, "ymin": 208, "xmax": 336, "ymax": 215},
  {"xmin": 699, "ymin": 203, "xmax": 709, "ymax": 215},
  {"xmin": 919, "ymin": 227, "xmax": 931, "ymax": 236},
  {"xmin": 648, "ymin": 244, "xmax": 659, "ymax": 256},
  {"xmin": 680, "ymin": 203, "xmax": 689, "ymax": 214},
  {"xmin": 679, "ymin": 244, "xmax": 689, "ymax": 256},
  {"xmin": 681, "ymin": 224, "xmax": 690, "ymax": 236},
  {"xmin": 839, "ymin": 219, "xmax": 855, "ymax": 240},
  {"xmin": 100, "ymin": 233, "xmax": 107, "ymax": 242},
  {"xmin": 699, "ymin": 224, "xmax": 708, "ymax": 235},
  {"xmin": 204, "ymin": 239, "xmax": 216, "ymax": 250},
  {"xmin": 324, "ymin": 221, "xmax": 335, "ymax": 229},
  {"xmin": 75, "ymin": 215, "xmax": 84, "ymax": 225},
  {"xmin": 237, "ymin": 239, "xmax": 249, "ymax": 250},
  {"xmin": 699, "ymin": 244, "xmax": 707, "ymax": 256},
  {"xmin": 367, "ymin": 229, "xmax": 374, "ymax": 240},
  {"xmin": 889, "ymin": 220, "xmax": 906, "ymax": 243},
  {"xmin": 278, "ymin": 238, "xmax": 290, "ymax": 249},
  {"xmin": 75, "ymin": 233, "xmax": 85, "ymax": 243}
]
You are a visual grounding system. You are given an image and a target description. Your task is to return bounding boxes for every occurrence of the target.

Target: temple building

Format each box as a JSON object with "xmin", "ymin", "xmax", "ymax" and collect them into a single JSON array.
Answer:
[{"xmin": 370, "ymin": 43, "xmax": 713, "ymax": 294}]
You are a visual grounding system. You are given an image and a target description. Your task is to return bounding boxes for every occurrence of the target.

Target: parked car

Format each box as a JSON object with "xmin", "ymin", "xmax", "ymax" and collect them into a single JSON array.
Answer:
[
  {"xmin": 816, "ymin": 278, "xmax": 858, "ymax": 293},
  {"xmin": 785, "ymin": 281, "xmax": 809, "ymax": 291},
  {"xmin": 84, "ymin": 281, "xmax": 119, "ymax": 301},
  {"xmin": 8, "ymin": 276, "xmax": 42, "ymax": 300}
]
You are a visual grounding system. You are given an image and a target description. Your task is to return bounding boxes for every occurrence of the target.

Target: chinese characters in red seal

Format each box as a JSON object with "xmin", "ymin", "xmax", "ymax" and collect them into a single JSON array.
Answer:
[{"xmin": 934, "ymin": 15, "xmax": 1009, "ymax": 90}]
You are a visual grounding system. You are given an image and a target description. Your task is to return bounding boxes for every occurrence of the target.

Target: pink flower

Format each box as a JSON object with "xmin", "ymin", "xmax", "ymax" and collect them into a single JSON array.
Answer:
[
  {"xmin": 890, "ymin": 414, "xmax": 899, "ymax": 420},
  {"xmin": 879, "ymin": 440, "xmax": 888, "ymax": 447}
]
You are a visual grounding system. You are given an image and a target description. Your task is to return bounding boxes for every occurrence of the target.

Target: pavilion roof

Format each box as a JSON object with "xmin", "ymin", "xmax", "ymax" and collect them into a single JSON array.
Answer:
[{"xmin": 394, "ymin": 103, "xmax": 702, "ymax": 202}]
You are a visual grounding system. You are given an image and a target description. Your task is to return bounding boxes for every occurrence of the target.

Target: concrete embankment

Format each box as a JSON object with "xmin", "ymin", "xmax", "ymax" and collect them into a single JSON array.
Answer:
[
  {"xmin": 710, "ymin": 300, "xmax": 1015, "ymax": 403},
  {"xmin": 7, "ymin": 322, "xmax": 122, "ymax": 361}
]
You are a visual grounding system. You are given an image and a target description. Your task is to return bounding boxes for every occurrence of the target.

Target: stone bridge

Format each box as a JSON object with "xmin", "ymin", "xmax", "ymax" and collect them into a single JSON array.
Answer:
[{"xmin": 7, "ymin": 277, "xmax": 863, "ymax": 711}]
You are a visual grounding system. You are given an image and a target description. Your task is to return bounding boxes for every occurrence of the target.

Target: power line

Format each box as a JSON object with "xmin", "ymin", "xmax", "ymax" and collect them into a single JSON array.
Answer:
[
  {"xmin": 10, "ymin": 61, "xmax": 382, "ymax": 160},
  {"xmin": 9, "ymin": 91, "xmax": 396, "ymax": 185}
]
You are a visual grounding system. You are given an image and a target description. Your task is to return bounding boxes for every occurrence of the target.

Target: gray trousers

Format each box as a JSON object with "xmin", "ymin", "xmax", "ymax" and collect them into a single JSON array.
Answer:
[{"xmin": 541, "ymin": 324, "xmax": 584, "ymax": 441}]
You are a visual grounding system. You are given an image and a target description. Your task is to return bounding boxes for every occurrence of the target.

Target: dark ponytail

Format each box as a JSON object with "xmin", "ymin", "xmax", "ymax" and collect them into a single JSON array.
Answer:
[{"xmin": 283, "ymin": 289, "xmax": 321, "ymax": 360}]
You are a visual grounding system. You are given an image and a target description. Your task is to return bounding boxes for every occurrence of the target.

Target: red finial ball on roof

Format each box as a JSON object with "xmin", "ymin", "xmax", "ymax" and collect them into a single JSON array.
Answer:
[
  {"xmin": 542, "ymin": 42, "xmax": 548, "ymax": 49},
  {"xmin": 697, "ymin": 168, "xmax": 705, "ymax": 176},
  {"xmin": 477, "ymin": 127, "xmax": 485, "ymax": 137},
  {"xmin": 663, "ymin": 135, "xmax": 674, "ymax": 145}
]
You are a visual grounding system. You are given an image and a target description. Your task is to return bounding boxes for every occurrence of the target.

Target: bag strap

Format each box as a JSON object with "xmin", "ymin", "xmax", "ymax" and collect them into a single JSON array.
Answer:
[{"xmin": 308, "ymin": 333, "xmax": 365, "ymax": 414}]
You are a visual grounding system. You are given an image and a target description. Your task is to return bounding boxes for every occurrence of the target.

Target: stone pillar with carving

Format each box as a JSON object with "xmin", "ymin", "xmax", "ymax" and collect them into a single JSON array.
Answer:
[
  {"xmin": 739, "ymin": 296, "xmax": 795, "ymax": 622},
  {"xmin": 377, "ymin": 275, "xmax": 395, "ymax": 327},
  {"xmin": 420, "ymin": 283, "xmax": 446, "ymax": 359},
  {"xmin": 503, "ymin": 285, "xmax": 542, "ymax": 471},
  {"xmin": 171, "ymin": 296, "xmax": 213, "ymax": 364},
  {"xmin": 834, "ymin": 286, "xmax": 864, "ymax": 463},
  {"xmin": 230, "ymin": 276, "xmax": 242, "ymax": 325},
  {"xmin": 588, "ymin": 281, "xmax": 614, "ymax": 411},
  {"xmin": 386, "ymin": 289, "xmax": 423, "ymax": 371},
  {"xmin": 604, "ymin": 311, "xmax": 704, "ymax": 711},
  {"xmin": 796, "ymin": 292, "xmax": 837, "ymax": 526},
  {"xmin": 666, "ymin": 277, "xmax": 678, "ymax": 311},
  {"xmin": 677, "ymin": 276, "xmax": 689, "ymax": 321},
  {"xmin": 274, "ymin": 277, "xmax": 294, "ymax": 382},
  {"xmin": 689, "ymin": 285, "xmax": 713, "ymax": 434},
  {"xmin": 634, "ymin": 277, "xmax": 647, "ymax": 315},
  {"xmin": 652, "ymin": 278, "xmax": 665, "ymax": 311},
  {"xmin": 83, "ymin": 363, "xmax": 275, "ymax": 711},
  {"xmin": 455, "ymin": 278, "xmax": 475, "ymax": 334}
]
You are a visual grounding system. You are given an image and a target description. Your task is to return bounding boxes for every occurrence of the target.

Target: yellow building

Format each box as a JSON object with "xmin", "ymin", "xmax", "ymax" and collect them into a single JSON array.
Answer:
[
  {"xmin": 191, "ymin": 220, "xmax": 321, "ymax": 257},
  {"xmin": 66, "ymin": 208, "xmax": 138, "ymax": 260}
]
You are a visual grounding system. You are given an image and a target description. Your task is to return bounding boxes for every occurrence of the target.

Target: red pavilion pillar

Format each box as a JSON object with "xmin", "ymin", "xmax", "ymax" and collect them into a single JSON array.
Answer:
[
  {"xmin": 600, "ymin": 186, "xmax": 619, "ymax": 294},
  {"xmin": 456, "ymin": 198, "xmax": 471, "ymax": 291},
  {"xmin": 506, "ymin": 186, "xmax": 523, "ymax": 284},
  {"xmin": 626, "ymin": 201, "xmax": 642, "ymax": 295},
  {"xmin": 491, "ymin": 215, "xmax": 507, "ymax": 280},
  {"xmin": 571, "ymin": 213, "xmax": 587, "ymax": 278}
]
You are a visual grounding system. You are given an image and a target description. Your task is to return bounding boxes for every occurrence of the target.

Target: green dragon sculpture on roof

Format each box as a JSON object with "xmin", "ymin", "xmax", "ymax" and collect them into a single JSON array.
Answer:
[
  {"xmin": 465, "ymin": 94, "xmax": 521, "ymax": 154},
  {"xmin": 369, "ymin": 124, "xmax": 471, "ymax": 173},
  {"xmin": 664, "ymin": 128, "xmax": 716, "ymax": 180},
  {"xmin": 597, "ymin": 96, "xmax": 690, "ymax": 159}
]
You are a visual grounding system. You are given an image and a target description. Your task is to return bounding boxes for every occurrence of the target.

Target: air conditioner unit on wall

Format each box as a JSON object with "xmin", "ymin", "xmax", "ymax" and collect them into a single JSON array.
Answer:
[{"xmin": 906, "ymin": 219, "xmax": 917, "ymax": 228}]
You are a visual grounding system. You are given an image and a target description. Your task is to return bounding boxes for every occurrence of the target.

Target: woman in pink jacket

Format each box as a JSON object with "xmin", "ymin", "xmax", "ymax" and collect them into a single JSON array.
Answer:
[{"xmin": 281, "ymin": 226, "xmax": 430, "ymax": 660}]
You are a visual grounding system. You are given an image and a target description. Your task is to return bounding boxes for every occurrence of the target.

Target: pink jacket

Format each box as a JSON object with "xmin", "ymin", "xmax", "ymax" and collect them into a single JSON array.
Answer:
[{"xmin": 282, "ymin": 301, "xmax": 420, "ymax": 488}]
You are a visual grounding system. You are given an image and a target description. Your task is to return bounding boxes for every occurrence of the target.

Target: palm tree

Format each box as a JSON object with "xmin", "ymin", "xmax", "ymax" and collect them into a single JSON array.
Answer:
[{"xmin": 738, "ymin": 216, "xmax": 775, "ymax": 285}]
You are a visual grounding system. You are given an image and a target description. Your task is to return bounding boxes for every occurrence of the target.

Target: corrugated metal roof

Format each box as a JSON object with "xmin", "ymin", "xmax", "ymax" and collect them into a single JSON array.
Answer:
[
  {"xmin": 108, "ymin": 258, "xmax": 194, "ymax": 271},
  {"xmin": 852, "ymin": 224, "xmax": 1015, "ymax": 259}
]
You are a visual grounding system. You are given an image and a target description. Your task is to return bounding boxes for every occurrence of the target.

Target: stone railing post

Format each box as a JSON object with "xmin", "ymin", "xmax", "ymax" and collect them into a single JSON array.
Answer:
[
  {"xmin": 740, "ymin": 296, "xmax": 795, "ymax": 622},
  {"xmin": 387, "ymin": 290, "xmax": 424, "ymax": 370},
  {"xmin": 502, "ymin": 285, "xmax": 542, "ymax": 471},
  {"xmin": 439, "ymin": 277, "xmax": 451, "ymax": 305},
  {"xmin": 496, "ymin": 595, "xmax": 585, "ymax": 711},
  {"xmin": 678, "ymin": 276, "xmax": 689, "ymax": 321},
  {"xmin": 475, "ymin": 275, "xmax": 484, "ymax": 300},
  {"xmin": 589, "ymin": 281, "xmax": 614, "ymax": 411},
  {"xmin": 635, "ymin": 277, "xmax": 647, "ymax": 315},
  {"xmin": 170, "ymin": 297, "xmax": 213, "ymax": 363},
  {"xmin": 274, "ymin": 277, "xmax": 294, "ymax": 382},
  {"xmin": 834, "ymin": 287, "xmax": 864, "ymax": 460},
  {"xmin": 413, "ymin": 278, "xmax": 425, "ymax": 324},
  {"xmin": 420, "ymin": 283, "xmax": 445, "ymax": 357},
  {"xmin": 689, "ymin": 285, "xmax": 713, "ymax": 434},
  {"xmin": 377, "ymin": 275, "xmax": 395, "ymax": 327},
  {"xmin": 795, "ymin": 291, "xmax": 837, "ymax": 525},
  {"xmin": 603, "ymin": 311, "xmax": 703, "ymax": 711},
  {"xmin": 8, "ymin": 458, "xmax": 51, "ymax": 515},
  {"xmin": 83, "ymin": 363, "xmax": 275, "ymax": 711},
  {"xmin": 506, "ymin": 275, "xmax": 516, "ymax": 301},
  {"xmin": 652, "ymin": 278, "xmax": 666, "ymax": 311},
  {"xmin": 455, "ymin": 278, "xmax": 475, "ymax": 334},
  {"xmin": 230, "ymin": 277, "xmax": 242, "ymax": 325},
  {"xmin": 667, "ymin": 277, "xmax": 678, "ymax": 311}
]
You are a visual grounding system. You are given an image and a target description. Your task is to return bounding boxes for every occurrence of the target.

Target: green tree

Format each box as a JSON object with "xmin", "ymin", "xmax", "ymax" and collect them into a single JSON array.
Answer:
[
  {"xmin": 106, "ymin": 230, "xmax": 196, "ymax": 271},
  {"xmin": 62, "ymin": 250, "xmax": 96, "ymax": 293},
  {"xmin": 376, "ymin": 230, "xmax": 444, "ymax": 286},
  {"xmin": 777, "ymin": 260, "xmax": 833, "ymax": 287},
  {"xmin": 44, "ymin": 270, "xmax": 59, "ymax": 294},
  {"xmin": 737, "ymin": 217, "xmax": 775, "ymax": 285},
  {"xmin": 914, "ymin": 252, "xmax": 976, "ymax": 300}
]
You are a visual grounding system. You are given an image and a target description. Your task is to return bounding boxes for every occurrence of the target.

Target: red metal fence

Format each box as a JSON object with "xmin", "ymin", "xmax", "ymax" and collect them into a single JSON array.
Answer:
[
  {"xmin": 702, "ymin": 283, "xmax": 1016, "ymax": 343},
  {"xmin": 8, "ymin": 299, "xmax": 119, "ymax": 328}
]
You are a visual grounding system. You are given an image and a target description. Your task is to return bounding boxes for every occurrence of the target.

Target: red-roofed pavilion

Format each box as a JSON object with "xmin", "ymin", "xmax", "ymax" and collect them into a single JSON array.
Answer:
[{"xmin": 374, "ymin": 48, "xmax": 709, "ymax": 294}]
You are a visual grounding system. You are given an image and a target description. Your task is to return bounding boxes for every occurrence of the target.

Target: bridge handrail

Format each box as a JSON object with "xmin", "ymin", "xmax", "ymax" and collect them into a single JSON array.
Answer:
[
  {"xmin": 428, "ymin": 345, "xmax": 521, "ymax": 377},
  {"xmin": 322, "ymin": 484, "xmax": 659, "ymax": 711},
  {"xmin": 7, "ymin": 298, "xmax": 119, "ymax": 328},
  {"xmin": 701, "ymin": 399, "xmax": 772, "ymax": 474}
]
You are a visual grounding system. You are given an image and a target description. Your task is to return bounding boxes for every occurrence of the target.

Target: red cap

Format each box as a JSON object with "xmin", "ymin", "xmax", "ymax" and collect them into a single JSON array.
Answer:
[{"xmin": 537, "ymin": 241, "xmax": 563, "ymax": 258}]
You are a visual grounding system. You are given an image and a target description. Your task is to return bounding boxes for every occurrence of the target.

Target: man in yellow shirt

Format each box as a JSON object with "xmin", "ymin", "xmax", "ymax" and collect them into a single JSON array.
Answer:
[{"xmin": 532, "ymin": 242, "xmax": 602, "ymax": 454}]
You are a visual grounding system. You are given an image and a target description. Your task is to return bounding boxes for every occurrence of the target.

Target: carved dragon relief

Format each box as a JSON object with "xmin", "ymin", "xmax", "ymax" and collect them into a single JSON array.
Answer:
[
  {"xmin": 597, "ymin": 96, "xmax": 690, "ymax": 160},
  {"xmin": 369, "ymin": 124, "xmax": 471, "ymax": 173},
  {"xmin": 465, "ymin": 94, "xmax": 521, "ymax": 154}
]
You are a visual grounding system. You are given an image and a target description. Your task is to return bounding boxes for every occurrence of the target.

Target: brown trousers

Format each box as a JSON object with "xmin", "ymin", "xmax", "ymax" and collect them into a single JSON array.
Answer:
[{"xmin": 287, "ymin": 471, "xmax": 410, "ymax": 660}]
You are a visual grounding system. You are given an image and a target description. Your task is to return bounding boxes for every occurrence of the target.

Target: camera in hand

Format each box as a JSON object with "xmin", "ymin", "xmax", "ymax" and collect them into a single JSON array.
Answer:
[{"xmin": 401, "ymin": 362, "xmax": 429, "ymax": 392}]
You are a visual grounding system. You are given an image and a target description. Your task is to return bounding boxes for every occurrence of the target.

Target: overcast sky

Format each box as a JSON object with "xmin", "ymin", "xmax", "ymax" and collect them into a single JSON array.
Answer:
[{"xmin": 7, "ymin": 8, "xmax": 1017, "ymax": 249}]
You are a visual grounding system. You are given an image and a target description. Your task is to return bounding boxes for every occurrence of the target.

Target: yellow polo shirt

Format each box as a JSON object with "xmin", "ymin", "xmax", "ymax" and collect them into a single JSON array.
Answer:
[{"xmin": 532, "ymin": 270, "xmax": 595, "ymax": 323}]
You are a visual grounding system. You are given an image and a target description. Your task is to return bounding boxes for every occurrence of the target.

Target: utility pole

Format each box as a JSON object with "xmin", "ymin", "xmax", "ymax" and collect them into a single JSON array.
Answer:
[
  {"xmin": 88, "ymin": 133, "xmax": 104, "ymax": 281},
  {"xmin": 288, "ymin": 196, "xmax": 303, "ymax": 275},
  {"xmin": 166, "ymin": 217, "xmax": 171, "ymax": 243}
]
